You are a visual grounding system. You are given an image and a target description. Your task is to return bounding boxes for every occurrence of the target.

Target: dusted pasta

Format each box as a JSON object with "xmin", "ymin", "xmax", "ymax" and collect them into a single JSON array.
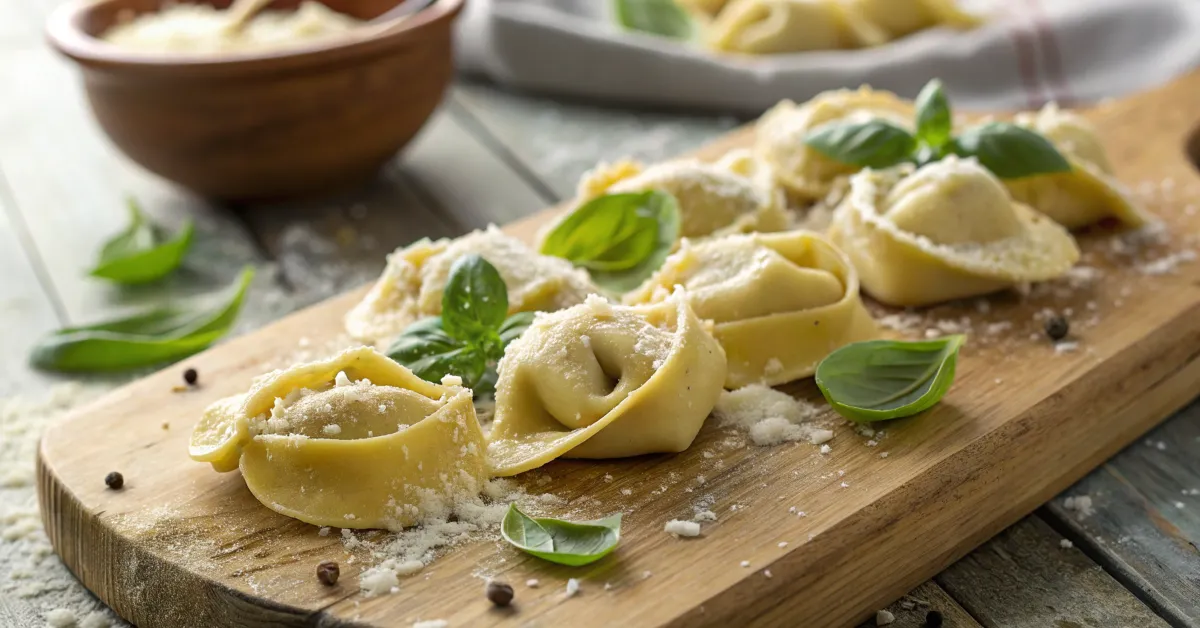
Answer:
[
  {"xmin": 847, "ymin": 0, "xmax": 981, "ymax": 39},
  {"xmin": 188, "ymin": 347, "xmax": 487, "ymax": 529},
  {"xmin": 828, "ymin": 157, "xmax": 1080, "ymax": 306},
  {"xmin": 756, "ymin": 87, "xmax": 914, "ymax": 201},
  {"xmin": 487, "ymin": 293, "xmax": 726, "ymax": 476},
  {"xmin": 572, "ymin": 158, "xmax": 788, "ymax": 239},
  {"xmin": 625, "ymin": 231, "xmax": 877, "ymax": 388},
  {"xmin": 1005, "ymin": 104, "xmax": 1152, "ymax": 229},
  {"xmin": 345, "ymin": 227, "xmax": 597, "ymax": 345},
  {"xmin": 707, "ymin": 0, "xmax": 884, "ymax": 55}
]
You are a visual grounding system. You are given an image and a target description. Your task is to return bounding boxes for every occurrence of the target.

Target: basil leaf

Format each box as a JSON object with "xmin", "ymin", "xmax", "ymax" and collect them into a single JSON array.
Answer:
[
  {"xmin": 953, "ymin": 122, "xmax": 1072, "ymax": 179},
  {"xmin": 498, "ymin": 311, "xmax": 537, "ymax": 350},
  {"xmin": 814, "ymin": 335, "xmax": 965, "ymax": 422},
  {"xmin": 90, "ymin": 199, "xmax": 195, "ymax": 284},
  {"xmin": 407, "ymin": 346, "xmax": 488, "ymax": 390},
  {"xmin": 386, "ymin": 316, "xmax": 460, "ymax": 363},
  {"xmin": 441, "ymin": 254, "xmax": 509, "ymax": 342},
  {"xmin": 501, "ymin": 504, "xmax": 622, "ymax": 567},
  {"xmin": 613, "ymin": 0, "xmax": 695, "ymax": 40},
  {"xmin": 544, "ymin": 191, "xmax": 681, "ymax": 295},
  {"xmin": 914, "ymin": 79, "xmax": 952, "ymax": 150},
  {"xmin": 30, "ymin": 267, "xmax": 254, "ymax": 372},
  {"xmin": 541, "ymin": 192, "xmax": 656, "ymax": 271},
  {"xmin": 804, "ymin": 120, "xmax": 917, "ymax": 169}
]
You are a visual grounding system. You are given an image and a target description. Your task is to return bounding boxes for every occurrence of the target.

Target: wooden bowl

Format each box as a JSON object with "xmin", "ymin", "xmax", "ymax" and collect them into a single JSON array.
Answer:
[{"xmin": 46, "ymin": 0, "xmax": 464, "ymax": 200}]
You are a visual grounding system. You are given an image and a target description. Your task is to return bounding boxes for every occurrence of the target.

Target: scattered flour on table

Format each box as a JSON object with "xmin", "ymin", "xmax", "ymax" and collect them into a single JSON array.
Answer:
[
  {"xmin": 1062, "ymin": 495, "xmax": 1096, "ymax": 519},
  {"xmin": 713, "ymin": 385, "xmax": 831, "ymax": 447},
  {"xmin": 2, "ymin": 385, "xmax": 123, "ymax": 627}
]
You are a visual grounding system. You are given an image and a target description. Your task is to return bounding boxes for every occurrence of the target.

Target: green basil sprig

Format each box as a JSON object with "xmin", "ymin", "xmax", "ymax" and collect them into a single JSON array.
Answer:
[
  {"xmin": 500, "ymin": 504, "xmax": 622, "ymax": 567},
  {"xmin": 803, "ymin": 78, "xmax": 1071, "ymax": 179},
  {"xmin": 90, "ymin": 198, "xmax": 195, "ymax": 284},
  {"xmin": 30, "ymin": 267, "xmax": 254, "ymax": 373},
  {"xmin": 613, "ymin": 0, "xmax": 695, "ymax": 40},
  {"xmin": 386, "ymin": 255, "xmax": 534, "ymax": 397},
  {"xmin": 814, "ymin": 335, "xmax": 965, "ymax": 422},
  {"xmin": 541, "ymin": 190, "xmax": 681, "ymax": 294}
]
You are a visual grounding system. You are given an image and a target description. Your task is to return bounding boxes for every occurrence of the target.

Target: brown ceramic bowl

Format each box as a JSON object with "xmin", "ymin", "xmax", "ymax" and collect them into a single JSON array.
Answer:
[{"xmin": 46, "ymin": 0, "xmax": 464, "ymax": 200}]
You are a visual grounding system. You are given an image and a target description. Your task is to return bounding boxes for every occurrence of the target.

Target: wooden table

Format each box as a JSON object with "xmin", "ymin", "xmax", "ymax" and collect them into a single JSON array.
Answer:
[{"xmin": 0, "ymin": 8, "xmax": 1197, "ymax": 627}]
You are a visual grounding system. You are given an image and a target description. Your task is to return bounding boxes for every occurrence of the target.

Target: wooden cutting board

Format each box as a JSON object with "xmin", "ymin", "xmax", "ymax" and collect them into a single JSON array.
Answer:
[{"xmin": 38, "ymin": 70, "xmax": 1200, "ymax": 628}]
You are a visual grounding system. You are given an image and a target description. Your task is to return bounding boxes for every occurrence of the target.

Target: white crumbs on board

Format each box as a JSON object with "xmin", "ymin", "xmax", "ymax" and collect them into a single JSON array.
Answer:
[
  {"xmin": 413, "ymin": 621, "xmax": 448, "ymax": 628},
  {"xmin": 664, "ymin": 520, "xmax": 702, "ymax": 537},
  {"xmin": 565, "ymin": 578, "xmax": 581, "ymax": 598},
  {"xmin": 714, "ymin": 385, "xmax": 829, "ymax": 447},
  {"xmin": 1062, "ymin": 495, "xmax": 1096, "ymax": 519},
  {"xmin": 876, "ymin": 609, "xmax": 896, "ymax": 626}
]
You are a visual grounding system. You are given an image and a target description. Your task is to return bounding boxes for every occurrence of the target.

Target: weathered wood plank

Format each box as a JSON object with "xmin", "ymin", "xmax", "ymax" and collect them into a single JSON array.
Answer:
[
  {"xmin": 403, "ymin": 104, "xmax": 554, "ymax": 227},
  {"xmin": 453, "ymin": 81, "xmax": 740, "ymax": 200},
  {"xmin": 856, "ymin": 581, "xmax": 982, "ymax": 628},
  {"xmin": 936, "ymin": 517, "xmax": 1170, "ymax": 628},
  {"xmin": 0, "ymin": 48, "xmax": 275, "ymax": 327},
  {"xmin": 0, "ymin": 188, "xmax": 65, "ymax": 397},
  {"xmin": 1044, "ymin": 402, "xmax": 1200, "ymax": 627}
]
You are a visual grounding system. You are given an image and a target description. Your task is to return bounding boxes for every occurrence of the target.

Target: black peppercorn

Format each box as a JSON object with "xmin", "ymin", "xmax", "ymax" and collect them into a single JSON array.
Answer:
[
  {"xmin": 317, "ymin": 561, "xmax": 339, "ymax": 586},
  {"xmin": 104, "ymin": 471, "xmax": 124, "ymax": 490},
  {"xmin": 183, "ymin": 368, "xmax": 198, "ymax": 386},
  {"xmin": 924, "ymin": 609, "xmax": 944, "ymax": 628},
  {"xmin": 1044, "ymin": 315, "xmax": 1070, "ymax": 342},
  {"xmin": 486, "ymin": 580, "xmax": 514, "ymax": 607}
]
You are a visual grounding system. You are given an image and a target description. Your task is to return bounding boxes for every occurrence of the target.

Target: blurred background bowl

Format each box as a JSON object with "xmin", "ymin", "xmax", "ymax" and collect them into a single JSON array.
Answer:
[{"xmin": 46, "ymin": 0, "xmax": 463, "ymax": 201}]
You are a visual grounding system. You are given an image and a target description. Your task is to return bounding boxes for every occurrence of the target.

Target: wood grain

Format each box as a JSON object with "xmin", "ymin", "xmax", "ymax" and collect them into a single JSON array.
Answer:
[
  {"xmin": 936, "ymin": 517, "xmax": 1168, "ymax": 627},
  {"xmin": 1044, "ymin": 405, "xmax": 1200, "ymax": 626},
  {"xmin": 35, "ymin": 72, "xmax": 1200, "ymax": 628}
]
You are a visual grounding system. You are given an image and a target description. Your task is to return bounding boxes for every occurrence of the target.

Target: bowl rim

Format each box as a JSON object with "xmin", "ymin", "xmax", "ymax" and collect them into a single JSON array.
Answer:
[{"xmin": 45, "ymin": 0, "xmax": 465, "ymax": 74}]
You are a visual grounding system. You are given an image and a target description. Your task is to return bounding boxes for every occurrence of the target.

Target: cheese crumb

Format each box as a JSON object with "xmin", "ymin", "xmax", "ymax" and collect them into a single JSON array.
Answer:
[
  {"xmin": 440, "ymin": 374, "xmax": 463, "ymax": 387},
  {"xmin": 664, "ymin": 520, "xmax": 702, "ymax": 537},
  {"xmin": 876, "ymin": 609, "xmax": 895, "ymax": 626},
  {"xmin": 334, "ymin": 371, "xmax": 353, "ymax": 387},
  {"xmin": 565, "ymin": 578, "xmax": 581, "ymax": 597},
  {"xmin": 763, "ymin": 569, "xmax": 773, "ymax": 578},
  {"xmin": 1059, "ymin": 539, "xmax": 1074, "ymax": 549},
  {"xmin": 318, "ymin": 526, "xmax": 331, "ymax": 536},
  {"xmin": 360, "ymin": 566, "xmax": 400, "ymax": 597},
  {"xmin": 714, "ymin": 385, "xmax": 826, "ymax": 447},
  {"xmin": 413, "ymin": 621, "xmax": 448, "ymax": 628},
  {"xmin": 819, "ymin": 444, "xmax": 832, "ymax": 455},
  {"xmin": 322, "ymin": 424, "xmax": 342, "ymax": 436},
  {"xmin": 526, "ymin": 579, "xmax": 540, "ymax": 588},
  {"xmin": 619, "ymin": 488, "xmax": 632, "ymax": 496},
  {"xmin": 778, "ymin": 541, "xmax": 788, "ymax": 548},
  {"xmin": 740, "ymin": 560, "xmax": 750, "ymax": 568},
  {"xmin": 1062, "ymin": 495, "xmax": 1095, "ymax": 519}
]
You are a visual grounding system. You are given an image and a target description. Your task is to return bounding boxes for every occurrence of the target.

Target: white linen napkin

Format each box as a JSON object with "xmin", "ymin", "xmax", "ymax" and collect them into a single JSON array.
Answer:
[{"xmin": 455, "ymin": 0, "xmax": 1200, "ymax": 113}]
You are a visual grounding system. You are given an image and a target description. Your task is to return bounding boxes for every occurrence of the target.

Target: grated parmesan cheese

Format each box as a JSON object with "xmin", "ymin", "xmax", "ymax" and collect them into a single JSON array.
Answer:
[
  {"xmin": 360, "ymin": 566, "xmax": 399, "ymax": 597},
  {"xmin": 664, "ymin": 520, "xmax": 702, "ymax": 537},
  {"xmin": 45, "ymin": 609, "xmax": 77, "ymax": 627},
  {"xmin": 714, "ymin": 385, "xmax": 828, "ymax": 447},
  {"xmin": 565, "ymin": 578, "xmax": 581, "ymax": 597}
]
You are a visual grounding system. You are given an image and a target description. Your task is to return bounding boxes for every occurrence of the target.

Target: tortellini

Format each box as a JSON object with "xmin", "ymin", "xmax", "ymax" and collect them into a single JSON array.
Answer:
[
  {"xmin": 756, "ymin": 87, "xmax": 914, "ymax": 202},
  {"xmin": 188, "ymin": 347, "xmax": 487, "ymax": 530},
  {"xmin": 487, "ymin": 293, "xmax": 727, "ymax": 477},
  {"xmin": 345, "ymin": 226, "xmax": 597, "ymax": 346},
  {"xmin": 1005, "ymin": 104, "xmax": 1152, "ymax": 230},
  {"xmin": 828, "ymin": 157, "xmax": 1080, "ymax": 306},
  {"xmin": 707, "ymin": 0, "xmax": 884, "ymax": 55},
  {"xmin": 625, "ymin": 231, "xmax": 877, "ymax": 388},
  {"xmin": 573, "ymin": 158, "xmax": 788, "ymax": 238},
  {"xmin": 846, "ymin": 0, "xmax": 982, "ymax": 40}
]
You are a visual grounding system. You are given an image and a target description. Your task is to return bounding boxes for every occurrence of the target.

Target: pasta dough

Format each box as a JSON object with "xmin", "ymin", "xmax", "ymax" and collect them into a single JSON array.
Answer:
[
  {"xmin": 487, "ymin": 293, "xmax": 727, "ymax": 476},
  {"xmin": 847, "ymin": 0, "xmax": 981, "ymax": 40},
  {"xmin": 756, "ymin": 87, "xmax": 914, "ymax": 201},
  {"xmin": 707, "ymin": 0, "xmax": 885, "ymax": 55},
  {"xmin": 572, "ymin": 158, "xmax": 788, "ymax": 239},
  {"xmin": 188, "ymin": 347, "xmax": 487, "ymax": 529},
  {"xmin": 625, "ymin": 231, "xmax": 877, "ymax": 388},
  {"xmin": 345, "ymin": 226, "xmax": 598, "ymax": 345},
  {"xmin": 828, "ymin": 157, "xmax": 1080, "ymax": 306},
  {"xmin": 1005, "ymin": 104, "xmax": 1152, "ymax": 229}
]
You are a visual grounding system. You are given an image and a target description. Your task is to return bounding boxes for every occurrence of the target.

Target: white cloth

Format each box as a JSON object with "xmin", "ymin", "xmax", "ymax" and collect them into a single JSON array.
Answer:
[{"xmin": 455, "ymin": 0, "xmax": 1200, "ymax": 113}]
